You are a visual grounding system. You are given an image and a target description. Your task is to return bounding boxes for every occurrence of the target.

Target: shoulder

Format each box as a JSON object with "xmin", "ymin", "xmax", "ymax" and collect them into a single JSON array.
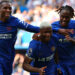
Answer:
[
  {"xmin": 9, "ymin": 16, "xmax": 21, "ymax": 22},
  {"xmin": 30, "ymin": 39, "xmax": 39, "ymax": 44},
  {"xmin": 69, "ymin": 20, "xmax": 75, "ymax": 24},
  {"xmin": 29, "ymin": 39, "xmax": 40, "ymax": 48},
  {"xmin": 51, "ymin": 34, "xmax": 59, "ymax": 42},
  {"xmin": 51, "ymin": 21, "xmax": 60, "ymax": 28},
  {"xmin": 51, "ymin": 21, "xmax": 59, "ymax": 25},
  {"xmin": 9, "ymin": 16, "xmax": 18, "ymax": 20},
  {"xmin": 28, "ymin": 40, "xmax": 39, "ymax": 55},
  {"xmin": 70, "ymin": 20, "xmax": 75, "ymax": 22},
  {"xmin": 69, "ymin": 20, "xmax": 75, "ymax": 28}
]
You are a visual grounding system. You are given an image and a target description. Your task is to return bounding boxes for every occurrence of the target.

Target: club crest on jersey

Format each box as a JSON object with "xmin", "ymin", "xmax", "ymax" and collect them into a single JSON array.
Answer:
[
  {"xmin": 51, "ymin": 46, "xmax": 55, "ymax": 52},
  {"xmin": 29, "ymin": 48, "xmax": 32, "ymax": 53},
  {"xmin": 7, "ymin": 27, "xmax": 12, "ymax": 31},
  {"xmin": 59, "ymin": 39, "xmax": 63, "ymax": 42}
]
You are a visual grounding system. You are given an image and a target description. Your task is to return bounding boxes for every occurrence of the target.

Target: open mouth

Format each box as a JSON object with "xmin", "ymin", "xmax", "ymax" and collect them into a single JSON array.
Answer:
[
  {"xmin": 61, "ymin": 21, "xmax": 67, "ymax": 25},
  {"xmin": 5, "ymin": 13, "xmax": 10, "ymax": 17},
  {"xmin": 62, "ymin": 21, "xmax": 66, "ymax": 23}
]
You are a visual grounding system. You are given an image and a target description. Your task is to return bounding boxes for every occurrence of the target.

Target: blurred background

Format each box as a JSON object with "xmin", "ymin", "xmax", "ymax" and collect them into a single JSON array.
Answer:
[{"xmin": 6, "ymin": 0, "xmax": 75, "ymax": 75}]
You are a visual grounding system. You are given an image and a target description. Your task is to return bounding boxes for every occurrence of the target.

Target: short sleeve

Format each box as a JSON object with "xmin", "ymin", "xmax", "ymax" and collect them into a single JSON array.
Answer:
[
  {"xmin": 51, "ymin": 21, "xmax": 60, "ymax": 32},
  {"xmin": 26, "ymin": 40, "xmax": 38, "ymax": 59}
]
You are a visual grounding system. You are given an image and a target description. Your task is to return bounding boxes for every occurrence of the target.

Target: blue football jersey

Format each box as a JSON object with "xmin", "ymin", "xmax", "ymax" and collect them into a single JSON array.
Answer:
[
  {"xmin": 0, "ymin": 16, "xmax": 40, "ymax": 74},
  {"xmin": 27, "ymin": 34, "xmax": 59, "ymax": 75},
  {"xmin": 51, "ymin": 20, "xmax": 75, "ymax": 64}
]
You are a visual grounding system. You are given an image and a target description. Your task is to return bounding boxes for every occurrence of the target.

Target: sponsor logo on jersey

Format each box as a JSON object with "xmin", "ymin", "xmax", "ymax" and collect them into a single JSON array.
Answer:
[
  {"xmin": 51, "ymin": 46, "xmax": 55, "ymax": 52},
  {"xmin": 59, "ymin": 39, "xmax": 63, "ymax": 42},
  {"xmin": 0, "ymin": 34, "xmax": 12, "ymax": 39},
  {"xmin": 38, "ymin": 54, "xmax": 54, "ymax": 62},
  {"xmin": 59, "ymin": 38, "xmax": 69, "ymax": 43}
]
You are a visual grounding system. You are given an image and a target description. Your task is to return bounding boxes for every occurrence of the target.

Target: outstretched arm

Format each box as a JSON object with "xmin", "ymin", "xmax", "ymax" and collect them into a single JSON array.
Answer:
[
  {"xmin": 23, "ymin": 56, "xmax": 47, "ymax": 75},
  {"xmin": 51, "ymin": 23, "xmax": 74, "ymax": 35},
  {"xmin": 16, "ymin": 19, "xmax": 40, "ymax": 33}
]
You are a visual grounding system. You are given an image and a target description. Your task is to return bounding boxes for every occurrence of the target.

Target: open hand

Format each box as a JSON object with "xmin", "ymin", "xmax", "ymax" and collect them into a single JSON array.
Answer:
[{"xmin": 39, "ymin": 66, "xmax": 47, "ymax": 75}]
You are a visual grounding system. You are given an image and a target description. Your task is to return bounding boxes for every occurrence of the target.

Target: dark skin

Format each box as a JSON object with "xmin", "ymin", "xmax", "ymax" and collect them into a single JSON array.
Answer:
[
  {"xmin": 58, "ymin": 9, "xmax": 72, "ymax": 35},
  {"xmin": 60, "ymin": 10, "xmax": 71, "ymax": 27},
  {"xmin": 40, "ymin": 27, "xmax": 52, "ymax": 43},
  {"xmin": 54, "ymin": 8, "xmax": 75, "ymax": 75},
  {"xmin": 23, "ymin": 27, "xmax": 53, "ymax": 75},
  {"xmin": 33, "ymin": 27, "xmax": 52, "ymax": 43},
  {"xmin": 0, "ymin": 2, "xmax": 12, "ymax": 22},
  {"xmin": 58, "ymin": 9, "xmax": 75, "ymax": 44},
  {"xmin": 23, "ymin": 56, "xmax": 47, "ymax": 75},
  {"xmin": 30, "ymin": 27, "xmax": 63, "ymax": 75}
]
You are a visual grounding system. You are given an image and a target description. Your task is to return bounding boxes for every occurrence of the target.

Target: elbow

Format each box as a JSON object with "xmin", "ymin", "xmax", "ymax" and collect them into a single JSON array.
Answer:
[
  {"xmin": 22, "ymin": 63, "xmax": 27, "ymax": 70},
  {"xmin": 22, "ymin": 63, "xmax": 30, "ymax": 72}
]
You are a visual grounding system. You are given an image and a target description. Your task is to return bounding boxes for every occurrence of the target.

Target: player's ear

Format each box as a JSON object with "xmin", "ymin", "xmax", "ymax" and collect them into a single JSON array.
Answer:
[{"xmin": 32, "ymin": 33, "xmax": 40, "ymax": 40}]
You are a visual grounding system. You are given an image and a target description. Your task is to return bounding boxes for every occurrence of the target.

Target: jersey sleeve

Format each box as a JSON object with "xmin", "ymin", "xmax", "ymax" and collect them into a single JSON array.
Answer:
[
  {"xmin": 16, "ymin": 18, "xmax": 40, "ymax": 33},
  {"xmin": 26, "ymin": 40, "xmax": 38, "ymax": 59},
  {"xmin": 51, "ymin": 22, "xmax": 60, "ymax": 32}
]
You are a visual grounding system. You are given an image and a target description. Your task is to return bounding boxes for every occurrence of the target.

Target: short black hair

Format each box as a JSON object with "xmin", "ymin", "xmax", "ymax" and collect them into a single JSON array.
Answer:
[
  {"xmin": 56, "ymin": 5, "xmax": 75, "ymax": 18},
  {"xmin": 0, "ymin": 0, "xmax": 10, "ymax": 4}
]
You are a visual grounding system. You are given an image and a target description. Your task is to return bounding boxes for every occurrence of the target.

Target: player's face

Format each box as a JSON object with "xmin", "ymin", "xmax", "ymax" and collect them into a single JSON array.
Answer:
[
  {"xmin": 0, "ymin": 2, "xmax": 12, "ymax": 20},
  {"xmin": 40, "ymin": 27, "xmax": 52, "ymax": 43},
  {"xmin": 60, "ymin": 10, "xmax": 71, "ymax": 27}
]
